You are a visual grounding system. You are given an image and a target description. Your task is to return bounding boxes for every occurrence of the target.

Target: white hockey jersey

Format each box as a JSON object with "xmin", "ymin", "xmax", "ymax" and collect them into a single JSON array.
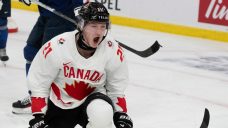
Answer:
[{"xmin": 27, "ymin": 30, "xmax": 129, "ymax": 114}]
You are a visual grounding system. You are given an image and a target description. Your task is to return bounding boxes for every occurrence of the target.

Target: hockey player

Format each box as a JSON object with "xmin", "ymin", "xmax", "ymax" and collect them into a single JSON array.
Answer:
[
  {"xmin": 28, "ymin": 2, "xmax": 133, "ymax": 128},
  {"xmin": 0, "ymin": 0, "xmax": 10, "ymax": 63},
  {"xmin": 12, "ymin": 0, "xmax": 83, "ymax": 114}
]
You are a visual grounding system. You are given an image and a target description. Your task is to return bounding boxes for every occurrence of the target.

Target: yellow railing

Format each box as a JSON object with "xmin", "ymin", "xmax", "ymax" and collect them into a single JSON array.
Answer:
[{"xmin": 11, "ymin": 0, "xmax": 228, "ymax": 42}]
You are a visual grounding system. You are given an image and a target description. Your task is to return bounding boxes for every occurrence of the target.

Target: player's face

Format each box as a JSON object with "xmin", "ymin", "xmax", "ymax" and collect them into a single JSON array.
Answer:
[{"xmin": 82, "ymin": 21, "xmax": 107, "ymax": 48}]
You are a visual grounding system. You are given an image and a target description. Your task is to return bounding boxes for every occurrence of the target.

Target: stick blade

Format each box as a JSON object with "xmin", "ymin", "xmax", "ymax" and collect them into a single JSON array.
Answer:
[
  {"xmin": 200, "ymin": 108, "xmax": 210, "ymax": 128},
  {"xmin": 140, "ymin": 40, "xmax": 162, "ymax": 57},
  {"xmin": 116, "ymin": 40, "xmax": 162, "ymax": 58}
]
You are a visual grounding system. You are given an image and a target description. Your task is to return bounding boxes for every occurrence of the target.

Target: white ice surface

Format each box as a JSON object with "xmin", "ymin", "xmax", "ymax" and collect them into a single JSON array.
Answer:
[{"xmin": 0, "ymin": 9, "xmax": 228, "ymax": 128}]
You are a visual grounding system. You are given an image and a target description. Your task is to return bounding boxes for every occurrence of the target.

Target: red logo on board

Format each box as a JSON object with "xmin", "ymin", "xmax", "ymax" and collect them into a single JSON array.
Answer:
[{"xmin": 198, "ymin": 0, "xmax": 228, "ymax": 26}]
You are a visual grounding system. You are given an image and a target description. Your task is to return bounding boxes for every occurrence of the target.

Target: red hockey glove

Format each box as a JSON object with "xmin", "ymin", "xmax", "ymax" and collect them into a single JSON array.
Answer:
[{"xmin": 114, "ymin": 112, "xmax": 133, "ymax": 128}]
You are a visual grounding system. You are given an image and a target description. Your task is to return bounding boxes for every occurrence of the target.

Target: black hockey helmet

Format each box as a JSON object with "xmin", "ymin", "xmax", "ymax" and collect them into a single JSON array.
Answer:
[{"xmin": 75, "ymin": 2, "xmax": 110, "ymax": 31}]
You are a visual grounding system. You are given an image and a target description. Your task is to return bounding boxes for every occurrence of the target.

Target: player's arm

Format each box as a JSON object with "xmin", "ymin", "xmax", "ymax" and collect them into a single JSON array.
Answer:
[
  {"xmin": 28, "ymin": 40, "xmax": 61, "ymax": 128},
  {"xmin": 105, "ymin": 40, "xmax": 133, "ymax": 128},
  {"xmin": 27, "ymin": 40, "xmax": 61, "ymax": 115}
]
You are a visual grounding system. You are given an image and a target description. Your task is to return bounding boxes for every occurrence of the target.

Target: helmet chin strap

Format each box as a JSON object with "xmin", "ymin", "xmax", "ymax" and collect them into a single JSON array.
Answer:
[
  {"xmin": 77, "ymin": 34, "xmax": 96, "ymax": 51},
  {"xmin": 76, "ymin": 27, "xmax": 109, "ymax": 51}
]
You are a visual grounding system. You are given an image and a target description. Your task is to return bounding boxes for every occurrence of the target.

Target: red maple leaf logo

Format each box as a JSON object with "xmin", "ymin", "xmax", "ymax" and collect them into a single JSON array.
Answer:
[
  {"xmin": 64, "ymin": 81, "xmax": 96, "ymax": 100},
  {"xmin": 116, "ymin": 97, "xmax": 127, "ymax": 112}
]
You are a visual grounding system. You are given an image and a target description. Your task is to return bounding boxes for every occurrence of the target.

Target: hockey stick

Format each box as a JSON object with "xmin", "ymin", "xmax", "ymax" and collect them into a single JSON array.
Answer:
[
  {"xmin": 32, "ymin": 0, "xmax": 77, "ymax": 25},
  {"xmin": 116, "ymin": 40, "xmax": 161, "ymax": 57},
  {"xmin": 200, "ymin": 108, "xmax": 210, "ymax": 128},
  {"xmin": 32, "ymin": 0, "xmax": 161, "ymax": 57}
]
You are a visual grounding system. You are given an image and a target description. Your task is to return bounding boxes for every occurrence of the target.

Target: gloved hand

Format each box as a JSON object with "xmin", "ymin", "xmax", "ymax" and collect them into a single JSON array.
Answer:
[
  {"xmin": 0, "ymin": 0, "xmax": 3, "ymax": 10},
  {"xmin": 114, "ymin": 112, "xmax": 133, "ymax": 128},
  {"xmin": 19, "ymin": 0, "xmax": 31, "ymax": 6},
  {"xmin": 29, "ymin": 114, "xmax": 48, "ymax": 128}
]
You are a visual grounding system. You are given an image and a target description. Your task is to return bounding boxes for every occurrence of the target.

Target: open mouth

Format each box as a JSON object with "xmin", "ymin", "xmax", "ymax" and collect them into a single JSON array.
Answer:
[{"xmin": 93, "ymin": 37, "xmax": 100, "ymax": 43}]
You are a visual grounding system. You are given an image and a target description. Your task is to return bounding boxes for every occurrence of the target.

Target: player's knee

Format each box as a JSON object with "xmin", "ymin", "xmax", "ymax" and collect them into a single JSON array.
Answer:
[
  {"xmin": 86, "ymin": 99, "xmax": 113, "ymax": 128},
  {"xmin": 24, "ymin": 44, "xmax": 39, "ymax": 62}
]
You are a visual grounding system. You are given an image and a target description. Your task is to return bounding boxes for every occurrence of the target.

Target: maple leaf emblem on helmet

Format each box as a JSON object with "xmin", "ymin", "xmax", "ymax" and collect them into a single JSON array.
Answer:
[{"xmin": 64, "ymin": 80, "xmax": 96, "ymax": 100}]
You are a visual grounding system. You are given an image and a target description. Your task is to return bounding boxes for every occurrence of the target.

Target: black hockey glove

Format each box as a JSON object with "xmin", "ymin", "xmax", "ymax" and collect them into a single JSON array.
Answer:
[
  {"xmin": 29, "ymin": 114, "xmax": 48, "ymax": 128},
  {"xmin": 19, "ymin": 0, "xmax": 31, "ymax": 6},
  {"xmin": 114, "ymin": 112, "xmax": 133, "ymax": 128}
]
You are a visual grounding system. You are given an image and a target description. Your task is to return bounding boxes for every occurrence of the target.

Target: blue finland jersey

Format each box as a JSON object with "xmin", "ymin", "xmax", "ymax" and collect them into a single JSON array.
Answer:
[
  {"xmin": 38, "ymin": 0, "xmax": 83, "ymax": 18},
  {"xmin": 0, "ymin": 0, "xmax": 11, "ymax": 17}
]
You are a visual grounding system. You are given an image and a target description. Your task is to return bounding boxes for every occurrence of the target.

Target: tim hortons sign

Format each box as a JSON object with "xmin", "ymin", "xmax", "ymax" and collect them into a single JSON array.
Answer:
[{"xmin": 198, "ymin": 0, "xmax": 228, "ymax": 26}]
